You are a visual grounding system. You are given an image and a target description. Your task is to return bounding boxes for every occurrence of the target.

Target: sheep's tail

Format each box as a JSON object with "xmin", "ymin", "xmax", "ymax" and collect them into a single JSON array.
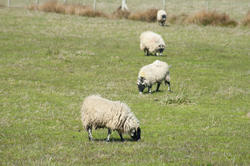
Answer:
[{"xmin": 80, "ymin": 103, "xmax": 88, "ymax": 130}]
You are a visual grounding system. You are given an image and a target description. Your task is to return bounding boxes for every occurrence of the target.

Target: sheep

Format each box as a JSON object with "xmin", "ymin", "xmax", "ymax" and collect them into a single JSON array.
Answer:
[
  {"xmin": 81, "ymin": 95, "xmax": 141, "ymax": 142},
  {"xmin": 137, "ymin": 60, "xmax": 171, "ymax": 94},
  {"xmin": 140, "ymin": 31, "xmax": 166, "ymax": 56},
  {"xmin": 157, "ymin": 10, "xmax": 167, "ymax": 26}
]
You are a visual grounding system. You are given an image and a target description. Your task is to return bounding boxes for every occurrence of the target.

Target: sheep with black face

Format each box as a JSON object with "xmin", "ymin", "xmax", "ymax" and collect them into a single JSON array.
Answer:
[
  {"xmin": 81, "ymin": 95, "xmax": 141, "ymax": 142},
  {"xmin": 140, "ymin": 31, "xmax": 166, "ymax": 56},
  {"xmin": 157, "ymin": 10, "xmax": 167, "ymax": 26},
  {"xmin": 137, "ymin": 60, "xmax": 171, "ymax": 94}
]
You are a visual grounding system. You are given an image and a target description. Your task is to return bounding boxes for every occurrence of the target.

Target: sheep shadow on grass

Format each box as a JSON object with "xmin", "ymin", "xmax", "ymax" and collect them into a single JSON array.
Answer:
[
  {"xmin": 92, "ymin": 138, "xmax": 135, "ymax": 142},
  {"xmin": 142, "ymin": 89, "xmax": 171, "ymax": 94}
]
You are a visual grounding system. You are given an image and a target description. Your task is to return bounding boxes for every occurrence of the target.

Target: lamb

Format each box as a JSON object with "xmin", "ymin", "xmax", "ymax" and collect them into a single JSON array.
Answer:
[
  {"xmin": 137, "ymin": 60, "xmax": 171, "ymax": 94},
  {"xmin": 81, "ymin": 95, "xmax": 141, "ymax": 142},
  {"xmin": 157, "ymin": 10, "xmax": 167, "ymax": 26},
  {"xmin": 140, "ymin": 31, "xmax": 166, "ymax": 56}
]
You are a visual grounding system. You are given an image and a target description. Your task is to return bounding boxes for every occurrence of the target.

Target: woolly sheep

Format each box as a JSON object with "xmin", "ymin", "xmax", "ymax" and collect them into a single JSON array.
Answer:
[
  {"xmin": 137, "ymin": 60, "xmax": 171, "ymax": 94},
  {"xmin": 157, "ymin": 10, "xmax": 167, "ymax": 26},
  {"xmin": 81, "ymin": 95, "xmax": 141, "ymax": 142},
  {"xmin": 140, "ymin": 31, "xmax": 166, "ymax": 56}
]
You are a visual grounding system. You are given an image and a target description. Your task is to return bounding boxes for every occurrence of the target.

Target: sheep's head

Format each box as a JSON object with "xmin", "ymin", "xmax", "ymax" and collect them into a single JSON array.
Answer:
[
  {"xmin": 137, "ymin": 76, "xmax": 146, "ymax": 94},
  {"xmin": 162, "ymin": 14, "xmax": 167, "ymax": 21},
  {"xmin": 156, "ymin": 44, "xmax": 165, "ymax": 56},
  {"xmin": 130, "ymin": 127, "xmax": 141, "ymax": 141}
]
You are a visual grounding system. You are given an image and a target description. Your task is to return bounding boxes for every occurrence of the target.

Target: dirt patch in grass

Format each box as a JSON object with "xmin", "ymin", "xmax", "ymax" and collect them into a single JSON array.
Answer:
[
  {"xmin": 186, "ymin": 10, "xmax": 238, "ymax": 27},
  {"xmin": 241, "ymin": 11, "xmax": 250, "ymax": 26}
]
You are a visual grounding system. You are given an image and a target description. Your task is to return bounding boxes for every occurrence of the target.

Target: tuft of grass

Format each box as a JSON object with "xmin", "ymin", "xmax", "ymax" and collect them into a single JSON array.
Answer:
[
  {"xmin": 241, "ymin": 11, "xmax": 250, "ymax": 26},
  {"xmin": 186, "ymin": 10, "xmax": 238, "ymax": 27},
  {"xmin": 128, "ymin": 8, "xmax": 158, "ymax": 22},
  {"xmin": 159, "ymin": 86, "xmax": 192, "ymax": 105},
  {"xmin": 161, "ymin": 94, "xmax": 191, "ymax": 105},
  {"xmin": 112, "ymin": 6, "xmax": 131, "ymax": 19}
]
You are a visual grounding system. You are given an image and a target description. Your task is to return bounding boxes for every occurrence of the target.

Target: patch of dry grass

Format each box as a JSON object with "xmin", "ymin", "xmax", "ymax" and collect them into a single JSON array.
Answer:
[
  {"xmin": 112, "ymin": 6, "xmax": 131, "ymax": 19},
  {"xmin": 28, "ymin": 1, "xmax": 107, "ymax": 18},
  {"xmin": 128, "ymin": 8, "xmax": 158, "ymax": 22},
  {"xmin": 27, "ymin": 4, "xmax": 39, "ymax": 10},
  {"xmin": 241, "ymin": 11, "xmax": 250, "ymax": 26},
  {"xmin": 168, "ymin": 13, "xmax": 189, "ymax": 24},
  {"xmin": 28, "ymin": 2, "xmax": 244, "ymax": 27},
  {"xmin": 186, "ymin": 10, "xmax": 238, "ymax": 27}
]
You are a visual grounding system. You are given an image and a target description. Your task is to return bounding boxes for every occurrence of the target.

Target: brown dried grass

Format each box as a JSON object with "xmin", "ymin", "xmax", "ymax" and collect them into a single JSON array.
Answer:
[
  {"xmin": 77, "ymin": 8, "xmax": 108, "ymax": 18},
  {"xmin": 28, "ymin": 1, "xmax": 107, "ymax": 18},
  {"xmin": 27, "ymin": 4, "xmax": 39, "ymax": 10},
  {"xmin": 28, "ymin": 2, "xmax": 241, "ymax": 28},
  {"xmin": 128, "ymin": 8, "xmax": 158, "ymax": 22},
  {"xmin": 186, "ymin": 10, "xmax": 238, "ymax": 27},
  {"xmin": 168, "ymin": 13, "xmax": 189, "ymax": 24},
  {"xmin": 64, "ymin": 4, "xmax": 77, "ymax": 15},
  {"xmin": 38, "ymin": 1, "xmax": 58, "ymax": 12},
  {"xmin": 112, "ymin": 6, "xmax": 131, "ymax": 19},
  {"xmin": 241, "ymin": 11, "xmax": 250, "ymax": 26}
]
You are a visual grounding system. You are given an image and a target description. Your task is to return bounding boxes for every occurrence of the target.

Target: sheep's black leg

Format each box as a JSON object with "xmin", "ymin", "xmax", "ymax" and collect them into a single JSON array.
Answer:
[
  {"xmin": 148, "ymin": 85, "xmax": 152, "ymax": 93},
  {"xmin": 156, "ymin": 83, "xmax": 161, "ymax": 92},
  {"xmin": 118, "ymin": 131, "xmax": 124, "ymax": 142},
  {"xmin": 144, "ymin": 48, "xmax": 149, "ymax": 56},
  {"xmin": 87, "ymin": 127, "xmax": 93, "ymax": 141},
  {"xmin": 106, "ymin": 128, "xmax": 112, "ymax": 142},
  {"xmin": 165, "ymin": 81, "xmax": 171, "ymax": 92}
]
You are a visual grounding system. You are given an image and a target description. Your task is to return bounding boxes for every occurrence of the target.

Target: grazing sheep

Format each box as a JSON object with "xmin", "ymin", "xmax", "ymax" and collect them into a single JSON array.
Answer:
[
  {"xmin": 157, "ymin": 10, "xmax": 167, "ymax": 26},
  {"xmin": 140, "ymin": 31, "xmax": 166, "ymax": 56},
  {"xmin": 137, "ymin": 60, "xmax": 171, "ymax": 94},
  {"xmin": 81, "ymin": 95, "xmax": 141, "ymax": 142}
]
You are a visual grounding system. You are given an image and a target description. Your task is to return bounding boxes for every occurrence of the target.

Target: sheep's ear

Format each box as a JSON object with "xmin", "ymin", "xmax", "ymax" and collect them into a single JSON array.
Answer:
[{"xmin": 168, "ymin": 65, "xmax": 172, "ymax": 68}]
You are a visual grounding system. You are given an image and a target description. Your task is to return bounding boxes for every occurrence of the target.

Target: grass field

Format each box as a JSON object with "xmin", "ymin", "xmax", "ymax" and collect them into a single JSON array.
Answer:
[{"xmin": 0, "ymin": 6, "xmax": 250, "ymax": 165}]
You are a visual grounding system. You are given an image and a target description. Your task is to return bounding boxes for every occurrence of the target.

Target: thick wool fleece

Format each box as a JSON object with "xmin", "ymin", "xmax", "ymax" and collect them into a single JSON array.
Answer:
[
  {"xmin": 81, "ymin": 95, "xmax": 139, "ymax": 133},
  {"xmin": 140, "ymin": 31, "xmax": 165, "ymax": 53},
  {"xmin": 157, "ymin": 10, "xmax": 167, "ymax": 22},
  {"xmin": 138, "ymin": 60, "xmax": 170, "ymax": 86}
]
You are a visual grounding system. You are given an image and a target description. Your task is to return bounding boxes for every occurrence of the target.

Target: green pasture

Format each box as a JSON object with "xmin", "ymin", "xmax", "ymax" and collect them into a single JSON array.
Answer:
[{"xmin": 0, "ymin": 7, "xmax": 249, "ymax": 165}]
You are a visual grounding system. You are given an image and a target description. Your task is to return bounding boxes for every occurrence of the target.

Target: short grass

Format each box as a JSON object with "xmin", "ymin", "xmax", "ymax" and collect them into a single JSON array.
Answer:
[{"xmin": 0, "ymin": 8, "xmax": 250, "ymax": 165}]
